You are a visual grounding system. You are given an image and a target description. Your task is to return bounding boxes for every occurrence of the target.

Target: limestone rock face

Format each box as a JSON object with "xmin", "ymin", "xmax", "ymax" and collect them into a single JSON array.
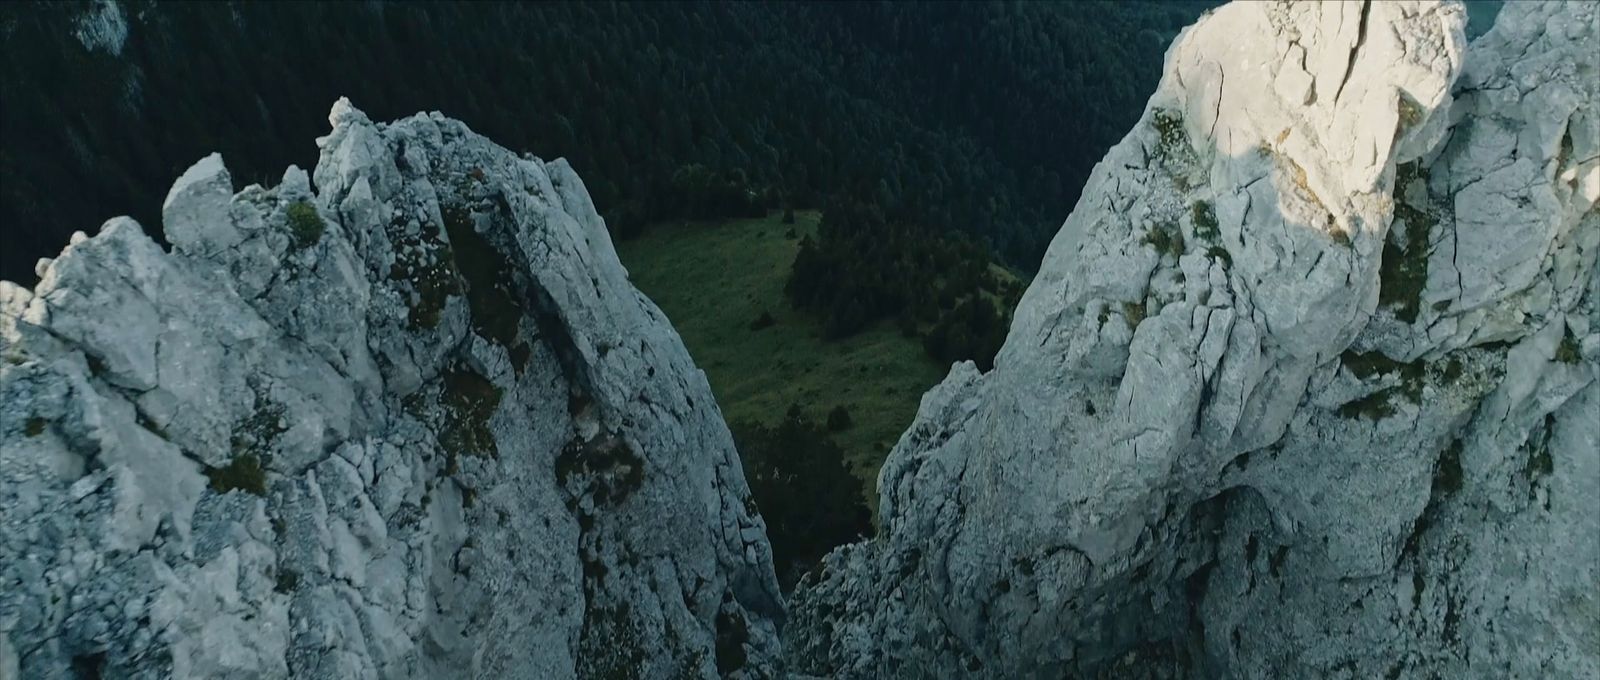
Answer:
[
  {"xmin": 787, "ymin": 1, "xmax": 1598, "ymax": 678},
  {"xmin": 1, "ymin": 100, "xmax": 782, "ymax": 679}
]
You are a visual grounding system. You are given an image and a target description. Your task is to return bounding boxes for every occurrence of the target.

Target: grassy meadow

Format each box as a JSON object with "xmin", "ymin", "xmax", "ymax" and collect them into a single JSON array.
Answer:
[{"xmin": 616, "ymin": 211, "xmax": 951, "ymax": 514}]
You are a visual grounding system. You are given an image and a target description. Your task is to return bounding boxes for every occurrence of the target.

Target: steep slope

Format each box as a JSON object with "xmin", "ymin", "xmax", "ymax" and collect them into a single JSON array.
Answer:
[
  {"xmin": 788, "ymin": 1, "xmax": 1598, "ymax": 678},
  {"xmin": 0, "ymin": 100, "xmax": 782, "ymax": 679}
]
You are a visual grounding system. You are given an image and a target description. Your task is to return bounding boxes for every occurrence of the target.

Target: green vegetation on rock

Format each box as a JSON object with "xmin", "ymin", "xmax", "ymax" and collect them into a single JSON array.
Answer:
[
  {"xmin": 1124, "ymin": 300, "xmax": 1147, "ymax": 330},
  {"xmin": 785, "ymin": 199, "xmax": 1021, "ymax": 370},
  {"xmin": 285, "ymin": 201, "xmax": 324, "ymax": 250},
  {"xmin": 437, "ymin": 367, "xmax": 503, "ymax": 460},
  {"xmin": 733, "ymin": 406, "xmax": 873, "ymax": 589},
  {"xmin": 1525, "ymin": 415, "xmax": 1556, "ymax": 484},
  {"xmin": 1432, "ymin": 439, "xmax": 1464, "ymax": 497},
  {"xmin": 575, "ymin": 603, "xmax": 646, "ymax": 680},
  {"xmin": 1142, "ymin": 220, "xmax": 1184, "ymax": 259},
  {"xmin": 555, "ymin": 432, "xmax": 646, "ymax": 507},
  {"xmin": 389, "ymin": 215, "xmax": 459, "ymax": 331},
  {"xmin": 1205, "ymin": 245, "xmax": 1232, "ymax": 267},
  {"xmin": 1555, "ymin": 327, "xmax": 1582, "ymax": 364},
  {"xmin": 0, "ymin": 2, "xmax": 1207, "ymax": 282},
  {"xmin": 1336, "ymin": 349, "xmax": 1427, "ymax": 420},
  {"xmin": 1379, "ymin": 163, "xmax": 1436, "ymax": 324},
  {"xmin": 1152, "ymin": 108, "xmax": 1191, "ymax": 161},
  {"xmin": 1337, "ymin": 390, "xmax": 1402, "ymax": 420},
  {"xmin": 206, "ymin": 453, "xmax": 268, "ymax": 497},
  {"xmin": 714, "ymin": 609, "xmax": 751, "ymax": 676},
  {"xmin": 1340, "ymin": 349, "xmax": 1420, "ymax": 382},
  {"xmin": 441, "ymin": 202, "xmax": 523, "ymax": 348},
  {"xmin": 1191, "ymin": 200, "xmax": 1219, "ymax": 242},
  {"xmin": 274, "ymin": 567, "xmax": 300, "ymax": 594}
]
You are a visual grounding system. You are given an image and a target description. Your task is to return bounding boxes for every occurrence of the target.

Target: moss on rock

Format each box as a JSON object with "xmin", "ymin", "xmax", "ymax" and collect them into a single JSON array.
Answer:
[
  {"xmin": 1141, "ymin": 221, "xmax": 1184, "ymax": 259},
  {"xmin": 437, "ymin": 367, "xmax": 503, "ymax": 459},
  {"xmin": 441, "ymin": 203, "xmax": 523, "ymax": 348},
  {"xmin": 1555, "ymin": 328, "xmax": 1582, "ymax": 364},
  {"xmin": 285, "ymin": 201, "xmax": 325, "ymax": 250},
  {"xmin": 1123, "ymin": 300, "xmax": 1147, "ymax": 330},
  {"xmin": 1337, "ymin": 349, "xmax": 1429, "ymax": 420},
  {"xmin": 1379, "ymin": 163, "xmax": 1435, "ymax": 324},
  {"xmin": 205, "ymin": 453, "xmax": 267, "ymax": 496},
  {"xmin": 576, "ymin": 603, "xmax": 647, "ymax": 680},
  {"xmin": 1191, "ymin": 200, "xmax": 1219, "ymax": 242},
  {"xmin": 1152, "ymin": 108, "xmax": 1190, "ymax": 159},
  {"xmin": 556, "ymin": 432, "xmax": 646, "ymax": 506},
  {"xmin": 1432, "ymin": 439, "xmax": 1463, "ymax": 497},
  {"xmin": 387, "ymin": 213, "xmax": 459, "ymax": 331},
  {"xmin": 715, "ymin": 608, "xmax": 750, "ymax": 676}
]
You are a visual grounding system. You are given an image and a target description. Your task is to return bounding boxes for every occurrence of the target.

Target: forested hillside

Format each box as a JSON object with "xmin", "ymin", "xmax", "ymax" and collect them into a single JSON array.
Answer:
[{"xmin": 0, "ymin": 0, "xmax": 1212, "ymax": 282}]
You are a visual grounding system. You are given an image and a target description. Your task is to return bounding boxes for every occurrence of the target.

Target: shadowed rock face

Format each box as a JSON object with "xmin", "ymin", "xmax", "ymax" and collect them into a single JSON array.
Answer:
[
  {"xmin": 1, "ymin": 99, "xmax": 782, "ymax": 679},
  {"xmin": 787, "ymin": 1, "xmax": 1598, "ymax": 678}
]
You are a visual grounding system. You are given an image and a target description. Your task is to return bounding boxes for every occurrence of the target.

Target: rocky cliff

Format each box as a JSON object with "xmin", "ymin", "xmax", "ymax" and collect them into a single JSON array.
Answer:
[
  {"xmin": 3, "ymin": 1, "xmax": 1596, "ymax": 679},
  {"xmin": 1, "ymin": 100, "xmax": 783, "ymax": 678},
  {"xmin": 789, "ymin": 1, "xmax": 1598, "ymax": 678}
]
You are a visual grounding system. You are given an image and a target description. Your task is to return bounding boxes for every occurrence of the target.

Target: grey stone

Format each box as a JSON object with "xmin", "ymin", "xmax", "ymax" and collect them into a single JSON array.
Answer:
[
  {"xmin": 788, "ymin": 2, "xmax": 1599, "ymax": 678},
  {"xmin": 2, "ymin": 99, "xmax": 781, "ymax": 678}
]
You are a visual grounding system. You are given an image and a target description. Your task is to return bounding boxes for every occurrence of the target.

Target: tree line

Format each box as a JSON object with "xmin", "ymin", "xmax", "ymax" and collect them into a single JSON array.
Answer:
[
  {"xmin": 787, "ymin": 198, "xmax": 1021, "ymax": 370},
  {"xmin": 0, "ymin": 0, "xmax": 1209, "ymax": 281}
]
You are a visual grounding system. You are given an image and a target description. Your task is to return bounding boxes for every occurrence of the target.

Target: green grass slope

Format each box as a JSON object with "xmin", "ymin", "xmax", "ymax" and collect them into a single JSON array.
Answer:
[{"xmin": 616, "ymin": 211, "xmax": 949, "ymax": 513}]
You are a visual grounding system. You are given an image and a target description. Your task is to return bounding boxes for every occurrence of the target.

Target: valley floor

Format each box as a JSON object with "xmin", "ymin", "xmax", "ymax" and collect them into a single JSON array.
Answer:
[{"xmin": 616, "ymin": 211, "xmax": 948, "ymax": 518}]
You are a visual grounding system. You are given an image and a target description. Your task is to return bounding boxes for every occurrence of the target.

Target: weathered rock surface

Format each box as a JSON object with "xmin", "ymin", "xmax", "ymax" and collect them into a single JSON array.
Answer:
[
  {"xmin": 788, "ymin": 1, "xmax": 1598, "ymax": 678},
  {"xmin": 1, "ymin": 99, "xmax": 782, "ymax": 679},
  {"xmin": 5, "ymin": 2, "xmax": 1596, "ymax": 678}
]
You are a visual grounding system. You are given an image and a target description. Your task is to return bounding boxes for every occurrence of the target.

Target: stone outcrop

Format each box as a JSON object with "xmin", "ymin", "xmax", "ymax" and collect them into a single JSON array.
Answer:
[
  {"xmin": 1, "ymin": 99, "xmax": 782, "ymax": 679},
  {"xmin": 5, "ymin": 2, "xmax": 1597, "ymax": 679},
  {"xmin": 788, "ymin": 1, "xmax": 1598, "ymax": 678}
]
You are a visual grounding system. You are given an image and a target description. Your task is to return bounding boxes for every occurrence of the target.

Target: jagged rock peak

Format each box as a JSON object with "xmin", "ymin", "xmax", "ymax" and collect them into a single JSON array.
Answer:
[
  {"xmin": 787, "ymin": 1, "xmax": 1597, "ymax": 678},
  {"xmin": 1, "ymin": 99, "xmax": 783, "ymax": 679}
]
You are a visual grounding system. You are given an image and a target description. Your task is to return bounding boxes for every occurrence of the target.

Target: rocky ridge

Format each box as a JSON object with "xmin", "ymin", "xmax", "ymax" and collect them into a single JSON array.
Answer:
[
  {"xmin": 1, "ymin": 99, "xmax": 782, "ymax": 679},
  {"xmin": 788, "ymin": 1, "xmax": 1598, "ymax": 678},
  {"xmin": 2, "ymin": 1, "xmax": 1596, "ymax": 678}
]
